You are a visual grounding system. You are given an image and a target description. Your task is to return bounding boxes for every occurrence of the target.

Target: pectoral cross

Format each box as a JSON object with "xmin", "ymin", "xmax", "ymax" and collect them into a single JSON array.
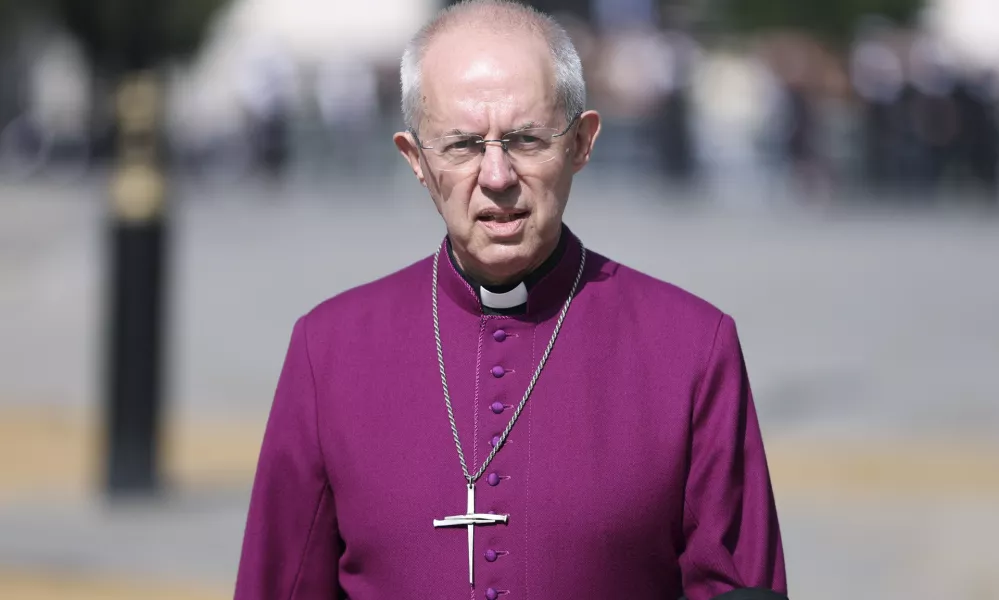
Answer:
[{"xmin": 433, "ymin": 484, "xmax": 508, "ymax": 587}]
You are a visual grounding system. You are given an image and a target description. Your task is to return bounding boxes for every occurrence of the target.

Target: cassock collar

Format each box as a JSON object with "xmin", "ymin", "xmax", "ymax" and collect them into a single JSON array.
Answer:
[
  {"xmin": 440, "ymin": 225, "xmax": 582, "ymax": 318},
  {"xmin": 479, "ymin": 283, "xmax": 528, "ymax": 311}
]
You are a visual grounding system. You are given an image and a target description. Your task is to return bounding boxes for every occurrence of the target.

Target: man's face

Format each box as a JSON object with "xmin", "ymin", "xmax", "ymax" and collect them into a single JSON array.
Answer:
[{"xmin": 395, "ymin": 28, "xmax": 600, "ymax": 285}]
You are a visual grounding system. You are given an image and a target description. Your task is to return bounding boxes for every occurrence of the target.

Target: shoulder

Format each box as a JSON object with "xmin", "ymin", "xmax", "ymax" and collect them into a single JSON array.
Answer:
[
  {"xmin": 582, "ymin": 249, "xmax": 740, "ymax": 377},
  {"xmin": 586, "ymin": 249, "xmax": 728, "ymax": 332},
  {"xmin": 586, "ymin": 250, "xmax": 746, "ymax": 395},
  {"xmin": 299, "ymin": 254, "xmax": 434, "ymax": 338}
]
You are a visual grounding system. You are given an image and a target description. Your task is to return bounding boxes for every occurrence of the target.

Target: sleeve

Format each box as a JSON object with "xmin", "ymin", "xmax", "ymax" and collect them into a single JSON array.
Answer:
[
  {"xmin": 679, "ymin": 314, "xmax": 787, "ymax": 600},
  {"xmin": 234, "ymin": 316, "xmax": 340, "ymax": 599}
]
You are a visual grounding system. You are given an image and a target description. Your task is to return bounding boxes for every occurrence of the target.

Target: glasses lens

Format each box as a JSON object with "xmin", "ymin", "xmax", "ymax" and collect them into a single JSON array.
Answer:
[
  {"xmin": 424, "ymin": 135, "xmax": 482, "ymax": 170},
  {"xmin": 505, "ymin": 128, "xmax": 559, "ymax": 164}
]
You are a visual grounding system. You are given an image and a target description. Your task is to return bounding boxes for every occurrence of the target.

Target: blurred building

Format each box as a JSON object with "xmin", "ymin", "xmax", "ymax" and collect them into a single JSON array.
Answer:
[
  {"xmin": 164, "ymin": 0, "xmax": 437, "ymax": 180},
  {"xmin": 927, "ymin": 0, "xmax": 999, "ymax": 70}
]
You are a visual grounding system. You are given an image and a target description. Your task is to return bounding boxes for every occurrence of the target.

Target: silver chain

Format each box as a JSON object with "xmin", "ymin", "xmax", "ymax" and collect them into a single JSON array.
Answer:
[{"xmin": 432, "ymin": 242, "xmax": 587, "ymax": 485}]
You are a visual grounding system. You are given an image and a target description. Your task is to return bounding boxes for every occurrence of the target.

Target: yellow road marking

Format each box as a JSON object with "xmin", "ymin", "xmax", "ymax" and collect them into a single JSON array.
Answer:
[
  {"xmin": 0, "ymin": 408, "xmax": 264, "ymax": 503},
  {"xmin": 766, "ymin": 438, "xmax": 999, "ymax": 502},
  {"xmin": 0, "ymin": 569, "xmax": 229, "ymax": 600}
]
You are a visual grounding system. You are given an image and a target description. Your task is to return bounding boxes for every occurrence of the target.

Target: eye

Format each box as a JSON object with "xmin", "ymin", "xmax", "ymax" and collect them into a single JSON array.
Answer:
[
  {"xmin": 441, "ymin": 136, "xmax": 480, "ymax": 153},
  {"xmin": 506, "ymin": 130, "xmax": 554, "ymax": 154},
  {"xmin": 508, "ymin": 133, "xmax": 542, "ymax": 145}
]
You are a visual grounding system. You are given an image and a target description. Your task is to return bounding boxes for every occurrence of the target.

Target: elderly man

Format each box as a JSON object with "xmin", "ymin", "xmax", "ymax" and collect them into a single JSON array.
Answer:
[{"xmin": 234, "ymin": 2, "xmax": 786, "ymax": 599}]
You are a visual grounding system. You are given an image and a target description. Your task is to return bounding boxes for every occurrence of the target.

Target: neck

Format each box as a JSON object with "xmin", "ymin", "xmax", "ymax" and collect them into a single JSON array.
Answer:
[{"xmin": 450, "ymin": 232, "xmax": 563, "ymax": 290}]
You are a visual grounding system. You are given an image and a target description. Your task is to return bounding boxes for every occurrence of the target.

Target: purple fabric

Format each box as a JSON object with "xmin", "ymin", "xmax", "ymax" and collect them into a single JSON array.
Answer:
[{"xmin": 234, "ymin": 228, "xmax": 786, "ymax": 600}]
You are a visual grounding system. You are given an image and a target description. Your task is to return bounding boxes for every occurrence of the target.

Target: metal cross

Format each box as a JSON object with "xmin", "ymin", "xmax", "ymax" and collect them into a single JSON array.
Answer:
[{"xmin": 433, "ymin": 484, "xmax": 508, "ymax": 587}]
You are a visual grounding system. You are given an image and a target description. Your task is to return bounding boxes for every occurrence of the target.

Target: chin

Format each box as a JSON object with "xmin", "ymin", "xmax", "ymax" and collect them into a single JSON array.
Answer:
[{"xmin": 473, "ymin": 244, "xmax": 534, "ymax": 281}]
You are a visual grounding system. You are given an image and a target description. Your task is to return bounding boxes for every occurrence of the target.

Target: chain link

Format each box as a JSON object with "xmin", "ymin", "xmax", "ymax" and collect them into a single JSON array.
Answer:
[{"xmin": 432, "ymin": 241, "xmax": 587, "ymax": 485}]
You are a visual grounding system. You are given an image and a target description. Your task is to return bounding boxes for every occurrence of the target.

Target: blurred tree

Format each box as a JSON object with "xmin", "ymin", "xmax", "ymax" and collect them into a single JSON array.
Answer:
[
  {"xmin": 0, "ymin": 0, "xmax": 225, "ymax": 55},
  {"xmin": 716, "ymin": 0, "xmax": 924, "ymax": 42},
  {"xmin": 0, "ymin": 0, "xmax": 20, "ymax": 23},
  {"xmin": 0, "ymin": 0, "xmax": 32, "ymax": 39},
  {"xmin": 0, "ymin": 0, "xmax": 12, "ymax": 25},
  {"xmin": 51, "ymin": 0, "xmax": 228, "ymax": 68}
]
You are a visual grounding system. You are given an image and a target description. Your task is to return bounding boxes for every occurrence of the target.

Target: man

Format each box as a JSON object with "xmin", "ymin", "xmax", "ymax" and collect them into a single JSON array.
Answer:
[{"xmin": 234, "ymin": 2, "xmax": 786, "ymax": 599}]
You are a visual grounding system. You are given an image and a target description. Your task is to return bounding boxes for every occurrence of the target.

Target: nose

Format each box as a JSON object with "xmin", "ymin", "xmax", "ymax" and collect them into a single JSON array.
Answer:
[{"xmin": 477, "ymin": 142, "xmax": 518, "ymax": 192}]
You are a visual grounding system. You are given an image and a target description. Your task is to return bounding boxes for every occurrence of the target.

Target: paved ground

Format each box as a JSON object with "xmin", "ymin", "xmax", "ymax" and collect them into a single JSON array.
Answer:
[{"xmin": 1, "ymin": 169, "xmax": 998, "ymax": 599}]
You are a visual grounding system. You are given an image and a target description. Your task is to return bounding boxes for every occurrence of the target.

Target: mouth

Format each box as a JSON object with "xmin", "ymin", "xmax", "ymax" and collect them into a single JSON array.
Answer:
[
  {"xmin": 477, "ymin": 210, "xmax": 530, "ymax": 223},
  {"xmin": 476, "ymin": 209, "xmax": 530, "ymax": 238}
]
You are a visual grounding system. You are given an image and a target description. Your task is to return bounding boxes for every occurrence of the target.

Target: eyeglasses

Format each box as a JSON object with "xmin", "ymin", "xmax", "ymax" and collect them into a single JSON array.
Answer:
[{"xmin": 411, "ymin": 113, "xmax": 581, "ymax": 172}]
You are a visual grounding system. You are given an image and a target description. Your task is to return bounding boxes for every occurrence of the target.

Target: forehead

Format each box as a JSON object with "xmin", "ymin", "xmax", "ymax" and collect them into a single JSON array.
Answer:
[{"xmin": 420, "ymin": 27, "xmax": 558, "ymax": 132}]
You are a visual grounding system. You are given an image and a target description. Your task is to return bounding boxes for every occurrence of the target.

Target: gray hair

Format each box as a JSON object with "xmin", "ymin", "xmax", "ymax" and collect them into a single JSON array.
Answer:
[{"xmin": 400, "ymin": 0, "xmax": 586, "ymax": 132}]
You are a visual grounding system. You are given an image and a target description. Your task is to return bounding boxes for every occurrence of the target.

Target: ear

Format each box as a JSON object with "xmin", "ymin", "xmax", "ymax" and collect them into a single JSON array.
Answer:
[
  {"xmin": 394, "ymin": 131, "xmax": 428, "ymax": 187},
  {"xmin": 570, "ymin": 110, "xmax": 601, "ymax": 174}
]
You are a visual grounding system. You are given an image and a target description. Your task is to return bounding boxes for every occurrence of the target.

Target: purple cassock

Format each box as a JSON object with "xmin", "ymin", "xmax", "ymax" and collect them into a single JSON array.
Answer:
[{"xmin": 234, "ymin": 227, "xmax": 786, "ymax": 600}]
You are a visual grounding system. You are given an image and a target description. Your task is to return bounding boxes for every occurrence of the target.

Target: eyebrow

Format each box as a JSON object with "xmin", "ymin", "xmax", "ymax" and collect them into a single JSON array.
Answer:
[
  {"xmin": 438, "ymin": 121, "xmax": 548, "ymax": 137},
  {"xmin": 512, "ymin": 121, "xmax": 545, "ymax": 130},
  {"xmin": 440, "ymin": 127, "xmax": 477, "ymax": 137}
]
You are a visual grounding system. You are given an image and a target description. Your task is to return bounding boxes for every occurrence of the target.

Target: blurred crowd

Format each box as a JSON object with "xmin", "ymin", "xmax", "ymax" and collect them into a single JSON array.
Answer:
[
  {"xmin": 0, "ymin": 0, "xmax": 997, "ymax": 200},
  {"xmin": 759, "ymin": 20, "xmax": 999, "ymax": 197},
  {"xmin": 848, "ymin": 22, "xmax": 999, "ymax": 193}
]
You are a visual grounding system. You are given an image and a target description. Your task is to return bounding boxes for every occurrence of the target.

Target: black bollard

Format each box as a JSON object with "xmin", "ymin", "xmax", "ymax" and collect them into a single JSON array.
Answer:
[
  {"xmin": 53, "ymin": 0, "xmax": 223, "ymax": 504},
  {"xmin": 103, "ymin": 72, "xmax": 168, "ymax": 497}
]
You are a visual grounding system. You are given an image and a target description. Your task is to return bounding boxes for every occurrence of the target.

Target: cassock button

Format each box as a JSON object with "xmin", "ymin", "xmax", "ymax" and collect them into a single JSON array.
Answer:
[
  {"xmin": 490, "ymin": 435, "xmax": 502, "ymax": 448},
  {"xmin": 484, "ymin": 549, "xmax": 498, "ymax": 562},
  {"xmin": 493, "ymin": 329, "xmax": 507, "ymax": 342},
  {"xmin": 491, "ymin": 366, "xmax": 506, "ymax": 378},
  {"xmin": 486, "ymin": 588, "xmax": 499, "ymax": 600},
  {"xmin": 487, "ymin": 472, "xmax": 501, "ymax": 487},
  {"xmin": 490, "ymin": 402, "xmax": 506, "ymax": 414}
]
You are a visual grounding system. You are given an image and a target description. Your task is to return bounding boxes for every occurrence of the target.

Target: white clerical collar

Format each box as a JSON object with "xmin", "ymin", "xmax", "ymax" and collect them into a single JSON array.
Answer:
[{"xmin": 479, "ymin": 282, "xmax": 528, "ymax": 310}]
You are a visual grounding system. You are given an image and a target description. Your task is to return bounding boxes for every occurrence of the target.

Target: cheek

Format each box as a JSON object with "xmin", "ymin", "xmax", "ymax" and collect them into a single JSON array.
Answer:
[
  {"xmin": 548, "ymin": 170, "xmax": 573, "ymax": 210},
  {"xmin": 436, "ymin": 174, "xmax": 477, "ymax": 219},
  {"xmin": 525, "ymin": 172, "xmax": 569, "ymax": 215}
]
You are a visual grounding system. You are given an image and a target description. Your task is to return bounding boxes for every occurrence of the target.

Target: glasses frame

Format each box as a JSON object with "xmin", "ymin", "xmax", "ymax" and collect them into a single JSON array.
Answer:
[{"xmin": 410, "ymin": 112, "xmax": 582, "ymax": 172}]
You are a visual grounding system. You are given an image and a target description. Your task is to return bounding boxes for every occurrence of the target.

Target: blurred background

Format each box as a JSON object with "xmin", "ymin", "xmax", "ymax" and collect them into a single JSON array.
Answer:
[{"xmin": 1, "ymin": 0, "xmax": 997, "ymax": 598}]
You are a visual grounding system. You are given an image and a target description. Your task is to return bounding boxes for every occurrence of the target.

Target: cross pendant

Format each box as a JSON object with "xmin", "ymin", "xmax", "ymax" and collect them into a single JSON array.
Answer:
[{"xmin": 433, "ymin": 483, "xmax": 509, "ymax": 587}]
